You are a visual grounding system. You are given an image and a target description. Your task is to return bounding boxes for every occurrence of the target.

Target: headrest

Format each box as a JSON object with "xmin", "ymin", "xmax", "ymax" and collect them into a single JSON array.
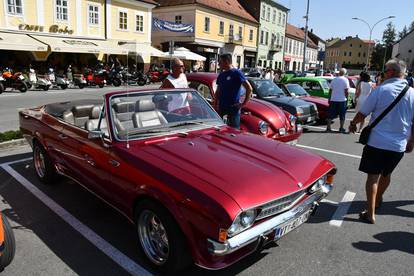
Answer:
[
  {"xmin": 113, "ymin": 102, "xmax": 135, "ymax": 113},
  {"xmin": 90, "ymin": 106, "xmax": 101, "ymax": 119},
  {"xmin": 72, "ymin": 105, "xmax": 94, "ymax": 117},
  {"xmin": 135, "ymin": 100, "xmax": 155, "ymax": 112}
]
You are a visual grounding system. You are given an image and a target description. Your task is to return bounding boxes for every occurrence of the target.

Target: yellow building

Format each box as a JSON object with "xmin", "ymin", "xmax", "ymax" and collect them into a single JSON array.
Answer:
[
  {"xmin": 325, "ymin": 36, "xmax": 375, "ymax": 71},
  {"xmin": 152, "ymin": 0, "xmax": 259, "ymax": 71},
  {"xmin": 0, "ymin": 0, "xmax": 161, "ymax": 71}
]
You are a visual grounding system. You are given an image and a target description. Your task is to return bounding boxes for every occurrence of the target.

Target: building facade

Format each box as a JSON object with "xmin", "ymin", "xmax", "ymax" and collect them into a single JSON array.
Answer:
[
  {"xmin": 283, "ymin": 24, "xmax": 318, "ymax": 71},
  {"xmin": 325, "ymin": 36, "xmax": 375, "ymax": 71},
  {"xmin": 307, "ymin": 29, "xmax": 326, "ymax": 70},
  {"xmin": 152, "ymin": 0, "xmax": 258, "ymax": 71},
  {"xmin": 0, "ymin": 0, "xmax": 159, "ymax": 70},
  {"xmin": 392, "ymin": 29, "xmax": 414, "ymax": 71},
  {"xmin": 239, "ymin": 0, "xmax": 288, "ymax": 70}
]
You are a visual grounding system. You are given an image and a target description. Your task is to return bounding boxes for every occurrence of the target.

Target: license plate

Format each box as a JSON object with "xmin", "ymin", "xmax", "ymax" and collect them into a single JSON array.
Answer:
[
  {"xmin": 274, "ymin": 210, "xmax": 311, "ymax": 240},
  {"xmin": 307, "ymin": 116, "xmax": 313, "ymax": 122}
]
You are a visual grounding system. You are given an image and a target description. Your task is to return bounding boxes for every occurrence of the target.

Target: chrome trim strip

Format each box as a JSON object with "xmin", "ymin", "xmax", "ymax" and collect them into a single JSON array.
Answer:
[{"xmin": 208, "ymin": 184, "xmax": 332, "ymax": 256}]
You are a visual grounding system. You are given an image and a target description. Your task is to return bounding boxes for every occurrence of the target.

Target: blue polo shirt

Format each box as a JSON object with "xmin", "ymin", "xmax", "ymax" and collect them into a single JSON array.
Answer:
[
  {"xmin": 360, "ymin": 78, "xmax": 414, "ymax": 152},
  {"xmin": 217, "ymin": 68, "xmax": 246, "ymax": 113}
]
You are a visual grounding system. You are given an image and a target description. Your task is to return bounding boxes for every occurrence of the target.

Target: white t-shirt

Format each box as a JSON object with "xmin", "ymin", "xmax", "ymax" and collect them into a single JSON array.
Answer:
[
  {"xmin": 166, "ymin": 73, "xmax": 189, "ymax": 111},
  {"xmin": 329, "ymin": 76, "xmax": 350, "ymax": 102},
  {"xmin": 167, "ymin": 73, "xmax": 189, "ymax": 88}
]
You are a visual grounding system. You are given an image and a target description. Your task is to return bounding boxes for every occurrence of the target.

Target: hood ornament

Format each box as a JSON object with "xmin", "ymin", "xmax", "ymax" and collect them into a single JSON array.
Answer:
[{"xmin": 297, "ymin": 182, "xmax": 303, "ymax": 188}]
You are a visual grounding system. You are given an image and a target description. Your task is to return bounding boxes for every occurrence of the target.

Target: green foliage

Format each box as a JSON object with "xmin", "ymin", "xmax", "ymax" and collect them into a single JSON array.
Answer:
[
  {"xmin": 382, "ymin": 22, "xmax": 397, "ymax": 46},
  {"xmin": 399, "ymin": 25, "xmax": 409, "ymax": 39},
  {"xmin": 0, "ymin": 130, "xmax": 23, "ymax": 143},
  {"xmin": 370, "ymin": 43, "xmax": 386, "ymax": 71}
]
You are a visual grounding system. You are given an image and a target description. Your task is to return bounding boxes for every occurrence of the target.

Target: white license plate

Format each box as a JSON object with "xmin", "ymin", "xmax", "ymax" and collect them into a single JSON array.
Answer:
[
  {"xmin": 274, "ymin": 210, "xmax": 311, "ymax": 240},
  {"xmin": 307, "ymin": 116, "xmax": 313, "ymax": 122}
]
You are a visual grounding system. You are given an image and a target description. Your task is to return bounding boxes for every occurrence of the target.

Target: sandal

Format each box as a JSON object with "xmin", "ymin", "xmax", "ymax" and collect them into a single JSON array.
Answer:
[{"xmin": 359, "ymin": 210, "xmax": 375, "ymax": 224}]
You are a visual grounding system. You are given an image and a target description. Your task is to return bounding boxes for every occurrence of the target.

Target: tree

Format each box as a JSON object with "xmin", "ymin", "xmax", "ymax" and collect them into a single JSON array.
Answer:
[
  {"xmin": 399, "ymin": 25, "xmax": 409, "ymax": 39},
  {"xmin": 382, "ymin": 22, "xmax": 397, "ymax": 62},
  {"xmin": 370, "ymin": 43, "xmax": 386, "ymax": 71},
  {"xmin": 409, "ymin": 21, "xmax": 414, "ymax": 31}
]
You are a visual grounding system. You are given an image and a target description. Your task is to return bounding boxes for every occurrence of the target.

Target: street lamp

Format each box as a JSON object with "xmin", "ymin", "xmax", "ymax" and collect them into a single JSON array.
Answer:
[
  {"xmin": 302, "ymin": 0, "xmax": 310, "ymax": 73},
  {"xmin": 352, "ymin": 15, "xmax": 395, "ymax": 71}
]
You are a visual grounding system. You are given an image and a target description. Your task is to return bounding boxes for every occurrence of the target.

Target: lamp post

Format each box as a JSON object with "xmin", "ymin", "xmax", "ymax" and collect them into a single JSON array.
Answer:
[
  {"xmin": 302, "ymin": 0, "xmax": 310, "ymax": 73},
  {"xmin": 352, "ymin": 16, "xmax": 395, "ymax": 71}
]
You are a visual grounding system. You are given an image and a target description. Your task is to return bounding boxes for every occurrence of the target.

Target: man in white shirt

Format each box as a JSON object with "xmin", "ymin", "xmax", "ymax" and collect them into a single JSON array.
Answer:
[{"xmin": 326, "ymin": 68, "xmax": 350, "ymax": 133}]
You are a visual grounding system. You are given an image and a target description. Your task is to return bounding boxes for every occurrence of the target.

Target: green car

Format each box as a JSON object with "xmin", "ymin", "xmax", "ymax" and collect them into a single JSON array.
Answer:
[{"xmin": 286, "ymin": 77, "xmax": 352, "ymax": 107}]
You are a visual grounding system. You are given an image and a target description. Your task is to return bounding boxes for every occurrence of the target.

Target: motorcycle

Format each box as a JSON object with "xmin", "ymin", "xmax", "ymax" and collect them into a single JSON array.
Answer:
[
  {"xmin": 122, "ymin": 67, "xmax": 147, "ymax": 86},
  {"xmin": 0, "ymin": 68, "xmax": 28, "ymax": 93},
  {"xmin": 85, "ymin": 68, "xmax": 106, "ymax": 88},
  {"xmin": 28, "ymin": 68, "xmax": 52, "ymax": 91},
  {"xmin": 72, "ymin": 74, "xmax": 87, "ymax": 89},
  {"xmin": 106, "ymin": 68, "xmax": 122, "ymax": 87},
  {"xmin": 46, "ymin": 68, "xmax": 70, "ymax": 90},
  {"xmin": 147, "ymin": 68, "xmax": 170, "ymax": 83}
]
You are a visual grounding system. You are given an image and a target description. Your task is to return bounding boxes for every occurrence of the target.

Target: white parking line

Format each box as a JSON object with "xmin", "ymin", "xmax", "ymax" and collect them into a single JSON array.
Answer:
[
  {"xmin": 329, "ymin": 191, "xmax": 356, "ymax": 227},
  {"xmin": 0, "ymin": 161, "xmax": 152, "ymax": 276},
  {"xmin": 297, "ymin": 144, "xmax": 361, "ymax": 159},
  {"xmin": 321, "ymin": 199, "xmax": 338, "ymax": 205},
  {"xmin": 304, "ymin": 125, "xmax": 360, "ymax": 135}
]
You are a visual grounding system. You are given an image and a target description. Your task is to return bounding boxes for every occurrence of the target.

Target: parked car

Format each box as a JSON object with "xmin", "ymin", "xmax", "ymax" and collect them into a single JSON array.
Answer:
[
  {"xmin": 247, "ymin": 78, "xmax": 319, "ymax": 125},
  {"xmin": 186, "ymin": 73, "xmax": 302, "ymax": 144},
  {"xmin": 279, "ymin": 83, "xmax": 330, "ymax": 121},
  {"xmin": 0, "ymin": 212, "xmax": 15, "ymax": 271},
  {"xmin": 20, "ymin": 88, "xmax": 336, "ymax": 272}
]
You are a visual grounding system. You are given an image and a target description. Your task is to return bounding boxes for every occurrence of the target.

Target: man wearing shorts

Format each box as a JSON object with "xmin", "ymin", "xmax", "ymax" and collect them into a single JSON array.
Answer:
[
  {"xmin": 327, "ymin": 68, "xmax": 350, "ymax": 133},
  {"xmin": 349, "ymin": 59, "xmax": 414, "ymax": 224}
]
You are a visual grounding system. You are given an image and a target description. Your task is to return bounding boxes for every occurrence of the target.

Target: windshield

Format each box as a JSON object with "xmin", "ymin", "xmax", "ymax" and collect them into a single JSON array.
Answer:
[
  {"xmin": 251, "ymin": 79, "xmax": 285, "ymax": 97},
  {"xmin": 319, "ymin": 79, "xmax": 330, "ymax": 90},
  {"xmin": 286, "ymin": 84, "xmax": 309, "ymax": 96},
  {"xmin": 110, "ymin": 90, "xmax": 222, "ymax": 140}
]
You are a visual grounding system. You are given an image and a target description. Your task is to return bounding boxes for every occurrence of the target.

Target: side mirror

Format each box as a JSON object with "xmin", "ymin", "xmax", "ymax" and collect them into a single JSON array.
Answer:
[
  {"xmin": 88, "ymin": 130, "xmax": 103, "ymax": 140},
  {"xmin": 290, "ymin": 92, "xmax": 296, "ymax": 97}
]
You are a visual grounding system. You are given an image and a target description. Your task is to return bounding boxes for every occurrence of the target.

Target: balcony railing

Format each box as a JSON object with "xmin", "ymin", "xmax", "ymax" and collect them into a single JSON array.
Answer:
[
  {"xmin": 226, "ymin": 35, "xmax": 243, "ymax": 45},
  {"xmin": 269, "ymin": 43, "xmax": 283, "ymax": 52}
]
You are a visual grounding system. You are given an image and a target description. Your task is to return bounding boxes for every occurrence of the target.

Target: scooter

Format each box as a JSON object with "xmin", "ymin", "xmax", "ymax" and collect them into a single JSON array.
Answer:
[
  {"xmin": 147, "ymin": 68, "xmax": 170, "ymax": 83},
  {"xmin": 1, "ymin": 68, "xmax": 28, "ymax": 93},
  {"xmin": 122, "ymin": 67, "xmax": 147, "ymax": 86},
  {"xmin": 85, "ymin": 68, "xmax": 106, "ymax": 88},
  {"xmin": 28, "ymin": 68, "xmax": 52, "ymax": 91},
  {"xmin": 46, "ymin": 68, "xmax": 70, "ymax": 90},
  {"xmin": 66, "ymin": 66, "xmax": 87, "ymax": 89},
  {"xmin": 107, "ymin": 68, "xmax": 122, "ymax": 87}
]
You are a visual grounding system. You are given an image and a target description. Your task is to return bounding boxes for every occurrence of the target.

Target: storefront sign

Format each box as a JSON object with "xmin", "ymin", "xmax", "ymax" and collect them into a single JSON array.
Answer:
[
  {"xmin": 284, "ymin": 57, "xmax": 291, "ymax": 61},
  {"xmin": 153, "ymin": 18, "xmax": 194, "ymax": 33},
  {"xmin": 62, "ymin": 40, "xmax": 98, "ymax": 46},
  {"xmin": 197, "ymin": 47, "xmax": 217, "ymax": 53},
  {"xmin": 18, "ymin": 24, "xmax": 74, "ymax": 35}
]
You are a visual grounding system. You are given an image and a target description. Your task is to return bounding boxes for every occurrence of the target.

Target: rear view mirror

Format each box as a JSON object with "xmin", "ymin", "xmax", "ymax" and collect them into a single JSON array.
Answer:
[{"xmin": 88, "ymin": 130, "xmax": 103, "ymax": 140}]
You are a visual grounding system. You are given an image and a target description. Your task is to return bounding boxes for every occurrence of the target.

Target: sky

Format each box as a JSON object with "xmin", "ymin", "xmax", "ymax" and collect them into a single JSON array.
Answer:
[{"xmin": 277, "ymin": 0, "xmax": 413, "ymax": 42}]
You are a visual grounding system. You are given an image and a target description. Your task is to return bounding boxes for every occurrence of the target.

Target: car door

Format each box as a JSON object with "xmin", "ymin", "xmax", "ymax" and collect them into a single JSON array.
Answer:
[{"xmin": 59, "ymin": 109, "xmax": 111, "ymax": 198}]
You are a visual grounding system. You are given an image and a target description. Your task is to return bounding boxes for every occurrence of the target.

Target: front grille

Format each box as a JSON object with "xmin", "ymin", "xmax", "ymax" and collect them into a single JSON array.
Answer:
[
  {"xmin": 255, "ymin": 189, "xmax": 306, "ymax": 220},
  {"xmin": 300, "ymin": 105, "xmax": 310, "ymax": 114}
]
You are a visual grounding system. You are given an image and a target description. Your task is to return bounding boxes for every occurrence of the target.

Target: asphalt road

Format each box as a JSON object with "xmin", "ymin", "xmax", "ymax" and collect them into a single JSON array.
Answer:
[
  {"xmin": 0, "ymin": 113, "xmax": 413, "ymax": 276},
  {"xmin": 0, "ymin": 84, "xmax": 160, "ymax": 132}
]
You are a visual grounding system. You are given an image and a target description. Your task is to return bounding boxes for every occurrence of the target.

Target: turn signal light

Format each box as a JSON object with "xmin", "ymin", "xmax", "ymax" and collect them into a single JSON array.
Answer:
[
  {"xmin": 219, "ymin": 228, "xmax": 227, "ymax": 242},
  {"xmin": 326, "ymin": 175, "xmax": 334, "ymax": 184}
]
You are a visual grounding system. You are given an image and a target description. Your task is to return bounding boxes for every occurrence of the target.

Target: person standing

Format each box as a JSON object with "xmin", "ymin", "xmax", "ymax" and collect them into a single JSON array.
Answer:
[
  {"xmin": 326, "ymin": 68, "xmax": 350, "ymax": 133},
  {"xmin": 355, "ymin": 72, "xmax": 373, "ymax": 132},
  {"xmin": 406, "ymin": 71, "xmax": 414, "ymax": 87},
  {"xmin": 214, "ymin": 53, "xmax": 253, "ymax": 129},
  {"xmin": 349, "ymin": 59, "xmax": 414, "ymax": 224}
]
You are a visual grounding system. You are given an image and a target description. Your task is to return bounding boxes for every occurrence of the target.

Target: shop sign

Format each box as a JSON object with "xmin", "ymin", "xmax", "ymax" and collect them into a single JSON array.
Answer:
[
  {"xmin": 284, "ymin": 57, "xmax": 291, "ymax": 61},
  {"xmin": 153, "ymin": 18, "xmax": 194, "ymax": 33},
  {"xmin": 18, "ymin": 24, "xmax": 74, "ymax": 35},
  {"xmin": 62, "ymin": 40, "xmax": 98, "ymax": 46}
]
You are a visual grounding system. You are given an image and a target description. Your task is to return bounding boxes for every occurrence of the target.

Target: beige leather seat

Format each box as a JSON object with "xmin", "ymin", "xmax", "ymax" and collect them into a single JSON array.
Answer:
[{"xmin": 133, "ymin": 99, "xmax": 168, "ymax": 128}]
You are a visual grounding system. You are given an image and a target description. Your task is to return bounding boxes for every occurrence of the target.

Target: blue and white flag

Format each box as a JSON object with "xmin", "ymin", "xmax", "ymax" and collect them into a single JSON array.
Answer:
[{"xmin": 153, "ymin": 18, "xmax": 194, "ymax": 33}]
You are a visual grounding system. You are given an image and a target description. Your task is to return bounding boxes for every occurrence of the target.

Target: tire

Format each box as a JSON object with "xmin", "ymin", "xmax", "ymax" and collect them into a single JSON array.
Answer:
[
  {"xmin": 60, "ymin": 84, "xmax": 68, "ymax": 90},
  {"xmin": 33, "ymin": 142, "xmax": 58, "ymax": 185},
  {"xmin": 0, "ymin": 214, "xmax": 16, "ymax": 271},
  {"xmin": 98, "ymin": 83, "xmax": 104, "ymax": 88},
  {"xmin": 19, "ymin": 83, "xmax": 28, "ymax": 93},
  {"xmin": 78, "ymin": 84, "xmax": 85, "ymax": 89},
  {"xmin": 113, "ymin": 79, "xmax": 121, "ymax": 87},
  {"xmin": 135, "ymin": 200, "xmax": 192, "ymax": 273},
  {"xmin": 0, "ymin": 83, "xmax": 4, "ymax": 94},
  {"xmin": 42, "ymin": 86, "xmax": 49, "ymax": 91}
]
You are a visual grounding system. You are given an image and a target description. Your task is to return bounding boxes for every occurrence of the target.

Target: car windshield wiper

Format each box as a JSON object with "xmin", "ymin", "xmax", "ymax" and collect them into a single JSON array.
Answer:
[{"xmin": 168, "ymin": 120, "xmax": 221, "ymax": 130}]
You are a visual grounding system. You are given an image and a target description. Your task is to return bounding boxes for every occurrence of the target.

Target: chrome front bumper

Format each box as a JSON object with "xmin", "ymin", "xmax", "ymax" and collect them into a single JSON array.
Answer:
[{"xmin": 207, "ymin": 184, "xmax": 332, "ymax": 256}]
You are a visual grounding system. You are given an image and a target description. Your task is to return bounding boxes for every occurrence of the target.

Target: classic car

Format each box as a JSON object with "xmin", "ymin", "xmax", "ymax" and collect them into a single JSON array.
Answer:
[
  {"xmin": 186, "ymin": 73, "xmax": 302, "ymax": 144},
  {"xmin": 279, "ymin": 83, "xmax": 330, "ymax": 121},
  {"xmin": 0, "ymin": 212, "xmax": 15, "ymax": 271},
  {"xmin": 247, "ymin": 78, "xmax": 319, "ymax": 125},
  {"xmin": 19, "ymin": 88, "xmax": 336, "ymax": 272}
]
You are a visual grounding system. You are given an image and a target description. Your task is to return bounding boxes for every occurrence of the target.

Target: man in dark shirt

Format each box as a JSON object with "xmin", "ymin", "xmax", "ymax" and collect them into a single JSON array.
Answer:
[{"xmin": 214, "ymin": 54, "xmax": 252, "ymax": 128}]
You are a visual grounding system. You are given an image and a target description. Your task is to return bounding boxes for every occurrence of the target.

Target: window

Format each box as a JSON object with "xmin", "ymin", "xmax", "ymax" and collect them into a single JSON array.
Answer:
[
  {"xmin": 261, "ymin": 4, "xmax": 265, "ymax": 19},
  {"xmin": 282, "ymin": 14, "xmax": 286, "ymax": 26},
  {"xmin": 135, "ymin": 14, "xmax": 144, "ymax": 32},
  {"xmin": 281, "ymin": 36, "xmax": 284, "ymax": 47},
  {"xmin": 175, "ymin": 15, "xmax": 182, "ymax": 24},
  {"xmin": 266, "ymin": 7, "xmax": 270, "ymax": 21},
  {"xmin": 260, "ymin": 30, "xmax": 264, "ymax": 44},
  {"xmin": 265, "ymin": 31, "xmax": 269, "ymax": 45},
  {"xmin": 238, "ymin": 26, "xmax": 243, "ymax": 39},
  {"xmin": 7, "ymin": 0, "xmax": 23, "ymax": 15},
  {"xmin": 188, "ymin": 81, "xmax": 212, "ymax": 101},
  {"xmin": 219, "ymin": 21, "xmax": 224, "ymax": 35},
  {"xmin": 278, "ymin": 12, "xmax": 281, "ymax": 25},
  {"xmin": 288, "ymin": 39, "xmax": 292, "ymax": 53},
  {"xmin": 350, "ymin": 43, "xmax": 353, "ymax": 47},
  {"xmin": 249, "ymin": 29, "xmax": 253, "ymax": 41},
  {"xmin": 88, "ymin": 5, "xmax": 99, "ymax": 25},
  {"xmin": 363, "ymin": 52, "xmax": 366, "ymax": 57},
  {"xmin": 276, "ymin": 33, "xmax": 280, "ymax": 45},
  {"xmin": 358, "ymin": 52, "xmax": 361, "ymax": 57},
  {"xmin": 272, "ymin": 10, "xmax": 276, "ymax": 23},
  {"xmin": 229, "ymin": 24, "xmax": 234, "ymax": 37},
  {"xmin": 349, "ymin": 51, "xmax": 352, "ymax": 56},
  {"xmin": 119, "ymin": 11, "xmax": 128, "ymax": 30},
  {"xmin": 344, "ymin": 51, "xmax": 347, "ymax": 56},
  {"xmin": 56, "ymin": 0, "xmax": 68, "ymax": 21},
  {"xmin": 204, "ymin": 17, "xmax": 210, "ymax": 32}
]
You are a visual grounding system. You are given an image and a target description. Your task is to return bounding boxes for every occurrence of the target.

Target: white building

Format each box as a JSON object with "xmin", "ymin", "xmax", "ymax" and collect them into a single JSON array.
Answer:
[{"xmin": 392, "ymin": 29, "xmax": 414, "ymax": 71}]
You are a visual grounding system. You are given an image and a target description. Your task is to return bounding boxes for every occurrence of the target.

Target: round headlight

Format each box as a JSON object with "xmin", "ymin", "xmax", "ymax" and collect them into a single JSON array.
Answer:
[
  {"xmin": 240, "ymin": 210, "xmax": 256, "ymax": 227},
  {"xmin": 289, "ymin": 115, "xmax": 296, "ymax": 127},
  {"xmin": 309, "ymin": 175, "xmax": 327, "ymax": 193},
  {"xmin": 227, "ymin": 209, "xmax": 258, "ymax": 237},
  {"xmin": 258, "ymin": 121, "xmax": 269, "ymax": 135}
]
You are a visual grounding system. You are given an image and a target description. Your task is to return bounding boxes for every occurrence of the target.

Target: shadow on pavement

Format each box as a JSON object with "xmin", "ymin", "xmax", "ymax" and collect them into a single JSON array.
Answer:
[{"xmin": 352, "ymin": 231, "xmax": 414, "ymax": 255}]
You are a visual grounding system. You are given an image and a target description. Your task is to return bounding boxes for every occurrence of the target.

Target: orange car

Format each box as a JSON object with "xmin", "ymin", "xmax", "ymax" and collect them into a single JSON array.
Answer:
[{"xmin": 0, "ymin": 213, "xmax": 15, "ymax": 271}]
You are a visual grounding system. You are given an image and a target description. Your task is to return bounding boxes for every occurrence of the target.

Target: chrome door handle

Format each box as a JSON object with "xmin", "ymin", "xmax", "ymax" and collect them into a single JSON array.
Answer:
[
  {"xmin": 109, "ymin": 159, "xmax": 120, "ymax": 167},
  {"xmin": 58, "ymin": 133, "xmax": 67, "ymax": 139},
  {"xmin": 84, "ymin": 154, "xmax": 95, "ymax": 166}
]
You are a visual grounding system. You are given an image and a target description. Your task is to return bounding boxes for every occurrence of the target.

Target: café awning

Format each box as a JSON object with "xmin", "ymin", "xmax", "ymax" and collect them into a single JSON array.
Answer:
[
  {"xmin": 118, "ymin": 42, "xmax": 166, "ymax": 57},
  {"xmin": 30, "ymin": 35, "xmax": 128, "ymax": 55},
  {"xmin": 0, "ymin": 31, "xmax": 48, "ymax": 52},
  {"xmin": 163, "ymin": 47, "xmax": 206, "ymax": 61}
]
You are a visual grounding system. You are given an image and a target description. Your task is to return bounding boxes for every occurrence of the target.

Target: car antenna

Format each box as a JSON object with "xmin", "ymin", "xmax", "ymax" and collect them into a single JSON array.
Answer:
[{"xmin": 126, "ymin": 52, "xmax": 130, "ymax": 149}]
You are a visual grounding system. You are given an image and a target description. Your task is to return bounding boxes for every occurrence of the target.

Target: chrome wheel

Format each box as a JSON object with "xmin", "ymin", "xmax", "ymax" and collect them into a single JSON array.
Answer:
[
  {"xmin": 34, "ymin": 146, "xmax": 46, "ymax": 178},
  {"xmin": 138, "ymin": 210, "xmax": 169, "ymax": 265}
]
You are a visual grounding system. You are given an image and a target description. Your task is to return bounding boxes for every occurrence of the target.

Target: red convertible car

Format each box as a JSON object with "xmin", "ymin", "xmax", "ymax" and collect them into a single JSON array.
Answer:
[
  {"xmin": 187, "ymin": 73, "xmax": 302, "ymax": 144},
  {"xmin": 19, "ymin": 89, "xmax": 336, "ymax": 272}
]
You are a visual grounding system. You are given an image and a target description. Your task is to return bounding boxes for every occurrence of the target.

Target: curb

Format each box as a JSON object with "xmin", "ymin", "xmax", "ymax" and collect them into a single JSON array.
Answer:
[{"xmin": 0, "ymin": 139, "xmax": 27, "ymax": 150}]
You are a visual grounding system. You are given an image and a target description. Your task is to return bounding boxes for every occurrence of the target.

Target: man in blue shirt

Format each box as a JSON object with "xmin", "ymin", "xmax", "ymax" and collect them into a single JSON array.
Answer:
[
  {"xmin": 214, "ymin": 54, "xmax": 252, "ymax": 128},
  {"xmin": 349, "ymin": 59, "xmax": 414, "ymax": 224}
]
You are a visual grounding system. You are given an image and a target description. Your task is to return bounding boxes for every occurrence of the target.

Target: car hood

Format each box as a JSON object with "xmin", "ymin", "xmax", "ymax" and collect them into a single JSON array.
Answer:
[
  {"xmin": 120, "ymin": 129, "xmax": 334, "ymax": 211},
  {"xmin": 263, "ymin": 96, "xmax": 310, "ymax": 107},
  {"xmin": 244, "ymin": 99, "xmax": 290, "ymax": 130},
  {"xmin": 300, "ymin": 96, "xmax": 329, "ymax": 107}
]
